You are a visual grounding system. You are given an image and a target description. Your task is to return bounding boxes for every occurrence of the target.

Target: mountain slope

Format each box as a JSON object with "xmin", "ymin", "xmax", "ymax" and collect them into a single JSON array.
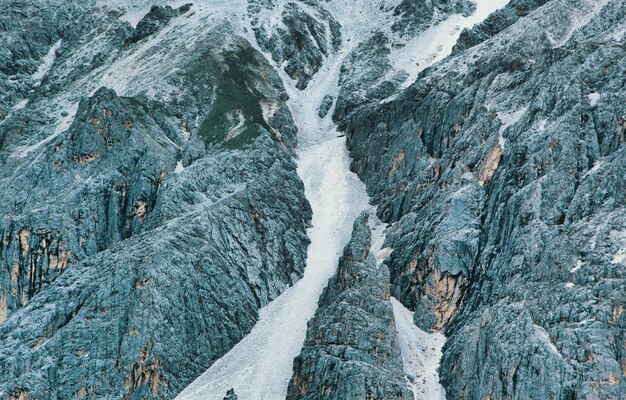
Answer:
[
  {"xmin": 0, "ymin": 0, "xmax": 624, "ymax": 399},
  {"xmin": 341, "ymin": 0, "xmax": 626, "ymax": 397}
]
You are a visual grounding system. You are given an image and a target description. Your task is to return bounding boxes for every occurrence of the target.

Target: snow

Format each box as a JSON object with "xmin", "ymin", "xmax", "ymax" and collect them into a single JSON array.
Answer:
[
  {"xmin": 389, "ymin": 0, "xmax": 511, "ymax": 86},
  {"xmin": 534, "ymin": 324, "xmax": 562, "ymax": 358},
  {"xmin": 9, "ymin": 102, "xmax": 78, "ymax": 160},
  {"xmin": 564, "ymin": 282, "xmax": 575, "ymax": 289},
  {"xmin": 494, "ymin": 105, "xmax": 528, "ymax": 149},
  {"xmin": 610, "ymin": 230, "xmax": 626, "ymax": 265},
  {"xmin": 498, "ymin": 106, "xmax": 528, "ymax": 135},
  {"xmin": 536, "ymin": 118, "xmax": 548, "ymax": 132},
  {"xmin": 391, "ymin": 298, "xmax": 446, "ymax": 400},
  {"xmin": 177, "ymin": 137, "xmax": 371, "ymax": 400},
  {"xmin": 174, "ymin": 161, "xmax": 184, "ymax": 174},
  {"xmin": 370, "ymin": 216, "xmax": 392, "ymax": 266},
  {"xmin": 177, "ymin": 3, "xmax": 376, "ymax": 399},
  {"xmin": 176, "ymin": 0, "xmax": 514, "ymax": 397},
  {"xmin": 570, "ymin": 259, "xmax": 583, "ymax": 273},
  {"xmin": 12, "ymin": 99, "xmax": 28, "ymax": 111},
  {"xmin": 611, "ymin": 251, "xmax": 626, "ymax": 265},
  {"xmin": 98, "ymin": 0, "xmax": 195, "ymax": 27},
  {"xmin": 588, "ymin": 92, "xmax": 600, "ymax": 106},
  {"xmin": 95, "ymin": 0, "xmax": 249, "ymax": 99},
  {"xmin": 32, "ymin": 40, "xmax": 62, "ymax": 83},
  {"xmin": 547, "ymin": 0, "xmax": 610, "ymax": 48},
  {"xmin": 55, "ymin": 102, "xmax": 80, "ymax": 134}
]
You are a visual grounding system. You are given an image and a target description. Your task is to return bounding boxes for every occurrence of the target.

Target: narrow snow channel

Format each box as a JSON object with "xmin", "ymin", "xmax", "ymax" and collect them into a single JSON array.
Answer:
[
  {"xmin": 176, "ymin": 22, "xmax": 372, "ymax": 400},
  {"xmin": 177, "ymin": 0, "xmax": 510, "ymax": 397},
  {"xmin": 391, "ymin": 298, "xmax": 447, "ymax": 400}
]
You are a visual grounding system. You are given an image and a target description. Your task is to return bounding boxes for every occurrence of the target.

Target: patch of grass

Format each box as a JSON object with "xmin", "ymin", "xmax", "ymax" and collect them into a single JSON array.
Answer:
[{"xmin": 196, "ymin": 46, "xmax": 272, "ymax": 148}]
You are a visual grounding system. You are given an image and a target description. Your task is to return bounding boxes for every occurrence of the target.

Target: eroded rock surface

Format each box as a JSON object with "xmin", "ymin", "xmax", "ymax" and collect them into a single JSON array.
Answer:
[
  {"xmin": 341, "ymin": 0, "xmax": 626, "ymax": 398},
  {"xmin": 287, "ymin": 213, "xmax": 412, "ymax": 400},
  {"xmin": 0, "ymin": 3, "xmax": 311, "ymax": 399}
]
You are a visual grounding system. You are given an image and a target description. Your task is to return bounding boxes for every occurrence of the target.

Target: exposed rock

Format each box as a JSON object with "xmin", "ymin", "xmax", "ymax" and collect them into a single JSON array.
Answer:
[
  {"xmin": 392, "ymin": 0, "xmax": 475, "ymax": 36},
  {"xmin": 249, "ymin": 0, "xmax": 341, "ymax": 89},
  {"xmin": 287, "ymin": 213, "xmax": 412, "ymax": 400},
  {"xmin": 0, "ymin": 6, "xmax": 311, "ymax": 399},
  {"xmin": 452, "ymin": 0, "xmax": 551, "ymax": 53},
  {"xmin": 318, "ymin": 94, "xmax": 334, "ymax": 119},
  {"xmin": 126, "ymin": 4, "xmax": 192, "ymax": 45},
  {"xmin": 340, "ymin": 0, "xmax": 626, "ymax": 397}
]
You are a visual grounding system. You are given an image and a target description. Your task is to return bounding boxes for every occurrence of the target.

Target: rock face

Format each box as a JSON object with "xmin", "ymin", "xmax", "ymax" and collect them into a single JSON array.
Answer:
[
  {"xmin": 125, "ymin": 4, "xmax": 192, "ymax": 45},
  {"xmin": 340, "ymin": 0, "xmax": 626, "ymax": 398},
  {"xmin": 0, "ymin": 2, "xmax": 311, "ymax": 399},
  {"xmin": 392, "ymin": 0, "xmax": 475, "ymax": 36},
  {"xmin": 1, "ymin": 0, "xmax": 625, "ymax": 399},
  {"xmin": 248, "ymin": 0, "xmax": 342, "ymax": 90},
  {"xmin": 287, "ymin": 213, "xmax": 412, "ymax": 400}
]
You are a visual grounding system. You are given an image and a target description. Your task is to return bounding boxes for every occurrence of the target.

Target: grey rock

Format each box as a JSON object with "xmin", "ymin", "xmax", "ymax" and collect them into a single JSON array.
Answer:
[
  {"xmin": 249, "ymin": 0, "xmax": 341, "ymax": 89},
  {"xmin": 125, "ymin": 4, "xmax": 192, "ymax": 45},
  {"xmin": 392, "ymin": 0, "xmax": 475, "ymax": 36},
  {"xmin": 223, "ymin": 388, "xmax": 238, "ymax": 400},
  {"xmin": 0, "ymin": 6, "xmax": 312, "ymax": 399},
  {"xmin": 340, "ymin": 0, "xmax": 626, "ymax": 398},
  {"xmin": 287, "ymin": 213, "xmax": 412, "ymax": 400},
  {"xmin": 452, "ymin": 0, "xmax": 550, "ymax": 53},
  {"xmin": 317, "ymin": 95, "xmax": 334, "ymax": 119}
]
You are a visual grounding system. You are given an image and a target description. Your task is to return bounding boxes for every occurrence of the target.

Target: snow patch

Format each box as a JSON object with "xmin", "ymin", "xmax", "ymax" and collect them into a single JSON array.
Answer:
[
  {"xmin": 498, "ymin": 106, "xmax": 528, "ymax": 135},
  {"xmin": 177, "ymin": 138, "xmax": 372, "ymax": 400},
  {"xmin": 391, "ymin": 298, "xmax": 446, "ymax": 400},
  {"xmin": 99, "ymin": 0, "xmax": 194, "ymax": 27},
  {"xmin": 570, "ymin": 260, "xmax": 582, "ymax": 273},
  {"xmin": 534, "ymin": 324, "xmax": 561, "ymax": 357},
  {"xmin": 12, "ymin": 99, "xmax": 28, "ymax": 111},
  {"xmin": 611, "ymin": 250, "xmax": 626, "ymax": 265},
  {"xmin": 225, "ymin": 111, "xmax": 246, "ymax": 141},
  {"xmin": 588, "ymin": 92, "xmax": 600, "ymax": 106},
  {"xmin": 610, "ymin": 230, "xmax": 626, "ymax": 265},
  {"xmin": 369, "ymin": 215, "xmax": 392, "ymax": 266},
  {"xmin": 536, "ymin": 118, "xmax": 548, "ymax": 132},
  {"xmin": 547, "ymin": 0, "xmax": 610, "ymax": 48},
  {"xmin": 178, "ymin": 6, "xmax": 376, "ymax": 394},
  {"xmin": 389, "ymin": 0, "xmax": 511, "ymax": 86},
  {"xmin": 564, "ymin": 282, "xmax": 575, "ymax": 289},
  {"xmin": 32, "ymin": 40, "xmax": 62, "ymax": 83},
  {"xmin": 260, "ymin": 99, "xmax": 279, "ymax": 124},
  {"xmin": 174, "ymin": 161, "xmax": 184, "ymax": 174},
  {"xmin": 55, "ymin": 102, "xmax": 80, "ymax": 134},
  {"xmin": 10, "ymin": 102, "xmax": 78, "ymax": 159}
]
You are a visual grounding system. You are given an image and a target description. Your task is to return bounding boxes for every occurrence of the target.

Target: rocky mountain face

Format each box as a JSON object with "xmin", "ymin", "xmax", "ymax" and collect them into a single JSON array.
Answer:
[
  {"xmin": 0, "ymin": 0, "xmax": 624, "ymax": 399},
  {"xmin": 341, "ymin": 0, "xmax": 626, "ymax": 398},
  {"xmin": 0, "ymin": 2, "xmax": 310, "ymax": 399},
  {"xmin": 287, "ymin": 213, "xmax": 411, "ymax": 399}
]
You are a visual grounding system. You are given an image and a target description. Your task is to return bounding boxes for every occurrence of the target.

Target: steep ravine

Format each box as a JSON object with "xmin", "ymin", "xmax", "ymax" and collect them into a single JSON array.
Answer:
[
  {"xmin": 178, "ymin": 0, "xmax": 512, "ymax": 398},
  {"xmin": 176, "ymin": 18, "xmax": 375, "ymax": 400}
]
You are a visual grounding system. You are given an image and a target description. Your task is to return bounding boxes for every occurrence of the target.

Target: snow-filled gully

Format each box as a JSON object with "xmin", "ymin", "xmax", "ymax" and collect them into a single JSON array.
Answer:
[
  {"xmin": 178, "ymin": 1, "xmax": 509, "ymax": 398},
  {"xmin": 177, "ymin": 28, "xmax": 374, "ymax": 400}
]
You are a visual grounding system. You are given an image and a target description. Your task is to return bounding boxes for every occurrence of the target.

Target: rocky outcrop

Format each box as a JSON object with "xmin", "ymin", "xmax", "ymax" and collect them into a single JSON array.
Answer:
[
  {"xmin": 341, "ymin": 0, "xmax": 626, "ymax": 398},
  {"xmin": 125, "ymin": 4, "xmax": 192, "ymax": 45},
  {"xmin": 452, "ymin": 0, "xmax": 550, "ymax": 53},
  {"xmin": 392, "ymin": 0, "xmax": 475, "ymax": 36},
  {"xmin": 223, "ymin": 389, "xmax": 238, "ymax": 400},
  {"xmin": 248, "ymin": 0, "xmax": 341, "ymax": 89},
  {"xmin": 0, "ymin": 4, "xmax": 312, "ymax": 399},
  {"xmin": 287, "ymin": 213, "xmax": 412, "ymax": 400},
  {"xmin": 0, "ymin": 101, "xmax": 310, "ymax": 400},
  {"xmin": 0, "ymin": 87, "xmax": 180, "ymax": 321}
]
